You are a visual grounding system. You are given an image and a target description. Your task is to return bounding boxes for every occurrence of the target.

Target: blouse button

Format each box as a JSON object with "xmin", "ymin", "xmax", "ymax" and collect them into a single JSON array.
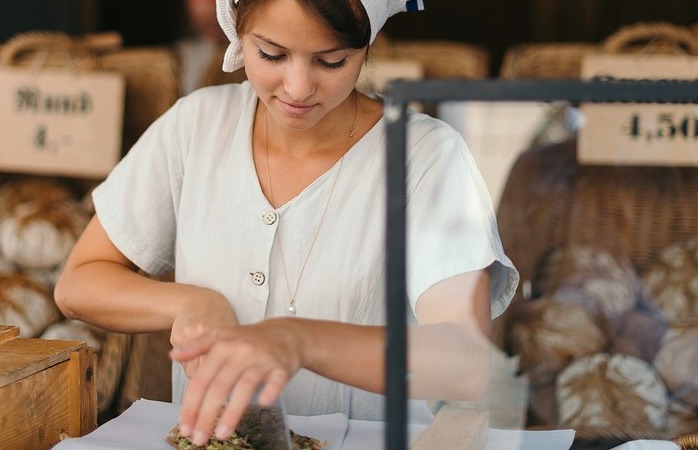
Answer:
[
  {"xmin": 250, "ymin": 272, "xmax": 266, "ymax": 285},
  {"xmin": 262, "ymin": 211, "xmax": 278, "ymax": 225}
]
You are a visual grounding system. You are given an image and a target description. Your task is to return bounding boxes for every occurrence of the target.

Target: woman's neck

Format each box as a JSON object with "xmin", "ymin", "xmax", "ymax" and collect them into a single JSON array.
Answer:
[{"xmin": 261, "ymin": 93, "xmax": 361, "ymax": 159}]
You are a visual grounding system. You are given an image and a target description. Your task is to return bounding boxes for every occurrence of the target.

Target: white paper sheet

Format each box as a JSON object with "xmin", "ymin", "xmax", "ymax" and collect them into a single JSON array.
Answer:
[
  {"xmin": 340, "ymin": 419, "xmax": 428, "ymax": 450},
  {"xmin": 53, "ymin": 399, "xmax": 180, "ymax": 450},
  {"xmin": 340, "ymin": 421, "xmax": 575, "ymax": 450},
  {"xmin": 484, "ymin": 428, "xmax": 575, "ymax": 450},
  {"xmin": 53, "ymin": 399, "xmax": 348, "ymax": 450},
  {"xmin": 53, "ymin": 399, "xmax": 577, "ymax": 450},
  {"xmin": 610, "ymin": 441, "xmax": 680, "ymax": 450}
]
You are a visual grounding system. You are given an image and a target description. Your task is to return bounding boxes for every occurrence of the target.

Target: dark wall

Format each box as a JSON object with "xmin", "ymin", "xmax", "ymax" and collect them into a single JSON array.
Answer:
[
  {"xmin": 0, "ymin": 0, "xmax": 187, "ymax": 46},
  {"xmin": 383, "ymin": 0, "xmax": 698, "ymax": 76},
  {"xmin": 0, "ymin": 0, "xmax": 92, "ymax": 42},
  {"xmin": 384, "ymin": 0, "xmax": 528, "ymax": 69},
  {"xmin": 99, "ymin": 0, "xmax": 187, "ymax": 46}
]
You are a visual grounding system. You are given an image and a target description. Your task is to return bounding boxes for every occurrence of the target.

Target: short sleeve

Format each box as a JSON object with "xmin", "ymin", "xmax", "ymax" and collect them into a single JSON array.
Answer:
[
  {"xmin": 92, "ymin": 99, "xmax": 186, "ymax": 275},
  {"xmin": 405, "ymin": 116, "xmax": 519, "ymax": 319}
]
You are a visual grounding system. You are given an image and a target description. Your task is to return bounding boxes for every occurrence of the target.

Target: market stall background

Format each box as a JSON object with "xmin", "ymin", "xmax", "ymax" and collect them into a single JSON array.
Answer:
[
  {"xmin": 1, "ymin": 2, "xmax": 698, "ymax": 450},
  {"xmin": 3, "ymin": 0, "xmax": 698, "ymax": 74}
]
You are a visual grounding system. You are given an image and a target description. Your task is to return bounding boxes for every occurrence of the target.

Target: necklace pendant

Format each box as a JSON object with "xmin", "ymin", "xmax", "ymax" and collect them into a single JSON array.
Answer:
[{"xmin": 288, "ymin": 300, "xmax": 297, "ymax": 315}]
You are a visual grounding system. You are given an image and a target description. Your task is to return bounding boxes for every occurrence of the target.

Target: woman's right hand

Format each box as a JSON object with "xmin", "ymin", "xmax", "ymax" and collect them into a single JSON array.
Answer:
[{"xmin": 171, "ymin": 290, "xmax": 239, "ymax": 378}]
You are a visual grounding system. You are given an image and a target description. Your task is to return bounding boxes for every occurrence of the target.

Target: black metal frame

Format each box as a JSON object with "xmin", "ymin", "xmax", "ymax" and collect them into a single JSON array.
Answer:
[{"xmin": 382, "ymin": 78, "xmax": 698, "ymax": 450}]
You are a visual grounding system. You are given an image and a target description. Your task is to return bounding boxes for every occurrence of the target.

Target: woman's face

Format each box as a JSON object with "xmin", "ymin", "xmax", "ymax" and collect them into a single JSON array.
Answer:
[{"xmin": 240, "ymin": 0, "xmax": 366, "ymax": 131}]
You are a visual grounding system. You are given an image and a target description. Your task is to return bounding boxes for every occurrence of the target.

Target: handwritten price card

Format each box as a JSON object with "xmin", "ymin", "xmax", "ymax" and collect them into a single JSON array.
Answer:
[
  {"xmin": 578, "ymin": 54, "xmax": 698, "ymax": 166},
  {"xmin": 0, "ymin": 67, "xmax": 125, "ymax": 178}
]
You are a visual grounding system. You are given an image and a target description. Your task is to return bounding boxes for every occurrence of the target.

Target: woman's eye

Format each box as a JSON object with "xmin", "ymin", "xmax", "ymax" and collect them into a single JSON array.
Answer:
[
  {"xmin": 257, "ymin": 48, "xmax": 347, "ymax": 70},
  {"xmin": 257, "ymin": 49, "xmax": 285, "ymax": 62},
  {"xmin": 318, "ymin": 59, "xmax": 347, "ymax": 70}
]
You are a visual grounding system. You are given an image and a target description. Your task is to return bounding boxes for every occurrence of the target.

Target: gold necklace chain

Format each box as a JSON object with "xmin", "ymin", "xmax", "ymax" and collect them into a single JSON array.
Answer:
[{"xmin": 265, "ymin": 92, "xmax": 358, "ymax": 315}]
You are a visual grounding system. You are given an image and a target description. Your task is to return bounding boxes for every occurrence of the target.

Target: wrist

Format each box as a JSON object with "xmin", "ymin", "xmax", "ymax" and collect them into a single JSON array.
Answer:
[
  {"xmin": 169, "ymin": 284, "xmax": 237, "ymax": 327},
  {"xmin": 268, "ymin": 316, "xmax": 315, "ymax": 368}
]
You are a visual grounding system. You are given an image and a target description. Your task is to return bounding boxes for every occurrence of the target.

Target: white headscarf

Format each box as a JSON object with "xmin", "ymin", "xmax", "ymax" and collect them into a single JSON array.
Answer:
[{"xmin": 215, "ymin": 0, "xmax": 425, "ymax": 72}]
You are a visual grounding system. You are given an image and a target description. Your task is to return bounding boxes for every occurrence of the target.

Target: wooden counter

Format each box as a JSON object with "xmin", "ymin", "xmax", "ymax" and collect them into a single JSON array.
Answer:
[{"xmin": 0, "ymin": 325, "xmax": 96, "ymax": 450}]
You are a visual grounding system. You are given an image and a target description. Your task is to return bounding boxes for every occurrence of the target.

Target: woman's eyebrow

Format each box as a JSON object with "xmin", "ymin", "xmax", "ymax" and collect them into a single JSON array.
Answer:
[{"xmin": 251, "ymin": 33, "xmax": 347, "ymax": 54}]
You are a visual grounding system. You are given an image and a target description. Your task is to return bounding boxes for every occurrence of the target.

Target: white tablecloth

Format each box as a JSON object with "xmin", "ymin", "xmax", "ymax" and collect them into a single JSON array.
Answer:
[{"xmin": 53, "ymin": 399, "xmax": 579, "ymax": 450}]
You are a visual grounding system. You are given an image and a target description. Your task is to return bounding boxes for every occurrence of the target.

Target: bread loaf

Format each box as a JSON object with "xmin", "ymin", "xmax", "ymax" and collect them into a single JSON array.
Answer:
[
  {"xmin": 642, "ymin": 239, "xmax": 698, "ymax": 324},
  {"xmin": 0, "ymin": 177, "xmax": 89, "ymax": 270},
  {"xmin": 0, "ymin": 177, "xmax": 75, "ymax": 218},
  {"xmin": 653, "ymin": 325, "xmax": 698, "ymax": 410},
  {"xmin": 557, "ymin": 353, "xmax": 668, "ymax": 433},
  {"xmin": 535, "ymin": 245, "xmax": 640, "ymax": 327},
  {"xmin": 610, "ymin": 308, "xmax": 668, "ymax": 363},
  {"xmin": 511, "ymin": 297, "xmax": 607, "ymax": 385},
  {"xmin": 0, "ymin": 270, "xmax": 60, "ymax": 337}
]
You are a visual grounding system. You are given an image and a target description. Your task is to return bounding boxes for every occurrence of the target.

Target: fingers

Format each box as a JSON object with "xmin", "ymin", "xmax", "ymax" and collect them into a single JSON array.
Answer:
[
  {"xmin": 176, "ymin": 350, "xmax": 229, "ymax": 443},
  {"xmin": 195, "ymin": 361, "xmax": 260, "ymax": 444},
  {"xmin": 212, "ymin": 368, "xmax": 289, "ymax": 441},
  {"xmin": 170, "ymin": 332, "xmax": 217, "ymax": 362},
  {"xmin": 255, "ymin": 367, "xmax": 288, "ymax": 406},
  {"xmin": 182, "ymin": 358, "xmax": 201, "ymax": 379},
  {"xmin": 177, "ymin": 342, "xmax": 288, "ymax": 446},
  {"xmin": 178, "ymin": 345, "xmax": 238, "ymax": 442},
  {"xmin": 213, "ymin": 372, "xmax": 261, "ymax": 441},
  {"xmin": 173, "ymin": 321, "xmax": 300, "ymax": 446}
]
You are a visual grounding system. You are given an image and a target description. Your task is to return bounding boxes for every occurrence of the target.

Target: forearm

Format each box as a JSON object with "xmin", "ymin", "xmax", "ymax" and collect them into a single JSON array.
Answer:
[
  {"xmin": 55, "ymin": 214, "xmax": 237, "ymax": 334},
  {"xmin": 173, "ymin": 313, "xmax": 490, "ymax": 447},
  {"xmin": 55, "ymin": 261, "xmax": 217, "ymax": 334},
  {"xmin": 292, "ymin": 317, "xmax": 489, "ymax": 401},
  {"xmin": 295, "ymin": 319, "xmax": 386, "ymax": 394},
  {"xmin": 407, "ymin": 321, "xmax": 490, "ymax": 401}
]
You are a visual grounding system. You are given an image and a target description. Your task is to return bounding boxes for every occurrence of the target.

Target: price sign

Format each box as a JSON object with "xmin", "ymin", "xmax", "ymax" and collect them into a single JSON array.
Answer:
[
  {"xmin": 0, "ymin": 67, "xmax": 125, "ymax": 178},
  {"xmin": 578, "ymin": 54, "xmax": 698, "ymax": 166}
]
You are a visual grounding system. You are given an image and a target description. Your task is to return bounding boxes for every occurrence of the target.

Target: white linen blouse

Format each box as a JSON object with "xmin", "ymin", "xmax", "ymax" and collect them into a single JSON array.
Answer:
[{"xmin": 92, "ymin": 81, "xmax": 519, "ymax": 423}]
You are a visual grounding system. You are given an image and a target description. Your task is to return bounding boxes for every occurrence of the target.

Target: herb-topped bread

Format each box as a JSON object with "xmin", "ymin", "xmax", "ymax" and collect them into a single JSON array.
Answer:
[{"xmin": 166, "ymin": 423, "xmax": 326, "ymax": 450}]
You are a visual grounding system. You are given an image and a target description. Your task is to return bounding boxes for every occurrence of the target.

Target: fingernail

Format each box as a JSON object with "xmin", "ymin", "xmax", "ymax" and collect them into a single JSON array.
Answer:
[
  {"xmin": 178, "ymin": 424, "xmax": 191, "ymax": 437},
  {"xmin": 193, "ymin": 430, "xmax": 208, "ymax": 446},
  {"xmin": 215, "ymin": 423, "xmax": 232, "ymax": 440}
]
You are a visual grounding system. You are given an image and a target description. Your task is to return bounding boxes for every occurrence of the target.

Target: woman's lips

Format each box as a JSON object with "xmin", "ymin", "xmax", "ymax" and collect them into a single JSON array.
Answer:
[{"xmin": 279, "ymin": 99, "xmax": 315, "ymax": 116}]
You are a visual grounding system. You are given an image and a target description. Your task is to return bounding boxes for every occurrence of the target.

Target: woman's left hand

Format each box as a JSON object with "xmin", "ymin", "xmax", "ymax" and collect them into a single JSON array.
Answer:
[{"xmin": 170, "ymin": 317, "xmax": 305, "ymax": 446}]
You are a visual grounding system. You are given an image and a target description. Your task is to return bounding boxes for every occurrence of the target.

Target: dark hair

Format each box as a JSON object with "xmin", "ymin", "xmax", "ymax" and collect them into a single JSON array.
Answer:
[{"xmin": 234, "ymin": 0, "xmax": 371, "ymax": 50}]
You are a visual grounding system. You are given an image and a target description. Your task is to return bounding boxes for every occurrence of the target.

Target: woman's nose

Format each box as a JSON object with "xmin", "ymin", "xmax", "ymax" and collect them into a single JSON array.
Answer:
[{"xmin": 283, "ymin": 62, "xmax": 315, "ymax": 103}]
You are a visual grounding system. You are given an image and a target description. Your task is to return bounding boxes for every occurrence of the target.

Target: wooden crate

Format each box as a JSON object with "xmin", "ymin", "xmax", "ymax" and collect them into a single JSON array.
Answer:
[{"xmin": 0, "ymin": 325, "xmax": 96, "ymax": 450}]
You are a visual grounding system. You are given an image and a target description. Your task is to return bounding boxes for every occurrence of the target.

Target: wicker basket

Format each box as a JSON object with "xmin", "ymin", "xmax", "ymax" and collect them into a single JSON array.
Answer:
[
  {"xmin": 508, "ymin": 145, "xmax": 698, "ymax": 278},
  {"xmin": 499, "ymin": 42, "xmax": 599, "ymax": 79},
  {"xmin": 493, "ymin": 136, "xmax": 698, "ymax": 441},
  {"xmin": 674, "ymin": 433, "xmax": 698, "ymax": 450},
  {"xmin": 602, "ymin": 21, "xmax": 698, "ymax": 55},
  {"xmin": 370, "ymin": 32, "xmax": 490, "ymax": 79},
  {"xmin": 499, "ymin": 21, "xmax": 698, "ymax": 79},
  {"xmin": 0, "ymin": 30, "xmax": 180, "ymax": 159},
  {"xmin": 496, "ymin": 137, "xmax": 698, "ymax": 310}
]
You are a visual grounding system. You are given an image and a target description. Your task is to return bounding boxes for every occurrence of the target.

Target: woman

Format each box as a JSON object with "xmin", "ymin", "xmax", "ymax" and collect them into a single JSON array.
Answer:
[{"xmin": 55, "ymin": 0, "xmax": 519, "ymax": 446}]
